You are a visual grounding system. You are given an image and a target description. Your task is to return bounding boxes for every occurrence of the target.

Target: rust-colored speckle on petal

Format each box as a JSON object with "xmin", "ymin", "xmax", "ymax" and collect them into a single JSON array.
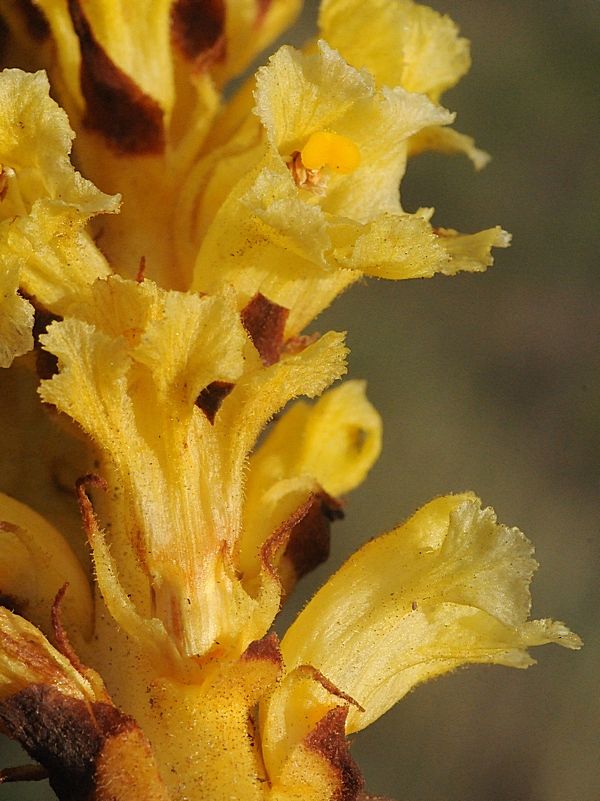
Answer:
[
  {"xmin": 195, "ymin": 380, "xmax": 235, "ymax": 424},
  {"xmin": 50, "ymin": 584, "xmax": 86, "ymax": 677},
  {"xmin": 284, "ymin": 490, "xmax": 344, "ymax": 582},
  {"xmin": 242, "ymin": 632, "xmax": 282, "ymax": 666},
  {"xmin": 16, "ymin": 0, "xmax": 51, "ymax": 40},
  {"xmin": 0, "ymin": 166, "xmax": 8, "ymax": 201},
  {"xmin": 283, "ymin": 331, "xmax": 320, "ymax": 356},
  {"xmin": 0, "ymin": 684, "xmax": 134, "ymax": 801},
  {"xmin": 304, "ymin": 706, "xmax": 364, "ymax": 801},
  {"xmin": 68, "ymin": 0, "xmax": 165, "ymax": 155},
  {"xmin": 241, "ymin": 293, "xmax": 290, "ymax": 367},
  {"xmin": 255, "ymin": 0, "xmax": 273, "ymax": 26},
  {"xmin": 260, "ymin": 494, "xmax": 315, "ymax": 583},
  {"xmin": 299, "ymin": 665, "xmax": 364, "ymax": 713},
  {"xmin": 171, "ymin": 0, "xmax": 226, "ymax": 70},
  {"xmin": 76, "ymin": 474, "xmax": 108, "ymax": 546}
]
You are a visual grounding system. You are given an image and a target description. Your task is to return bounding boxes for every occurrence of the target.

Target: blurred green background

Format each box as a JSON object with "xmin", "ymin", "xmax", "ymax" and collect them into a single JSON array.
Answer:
[{"xmin": 1, "ymin": 1, "xmax": 598, "ymax": 799}]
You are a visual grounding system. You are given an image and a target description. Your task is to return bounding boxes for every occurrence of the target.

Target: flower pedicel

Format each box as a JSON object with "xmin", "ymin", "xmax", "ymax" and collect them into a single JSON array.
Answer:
[{"xmin": 0, "ymin": 1, "xmax": 581, "ymax": 800}]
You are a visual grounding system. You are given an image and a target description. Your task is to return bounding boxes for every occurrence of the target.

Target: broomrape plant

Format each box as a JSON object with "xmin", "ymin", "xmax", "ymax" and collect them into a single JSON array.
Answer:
[{"xmin": 0, "ymin": 0, "xmax": 582, "ymax": 799}]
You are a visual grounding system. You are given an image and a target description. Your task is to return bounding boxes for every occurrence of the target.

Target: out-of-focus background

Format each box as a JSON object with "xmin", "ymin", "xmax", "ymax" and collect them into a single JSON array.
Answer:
[{"xmin": 1, "ymin": 1, "xmax": 598, "ymax": 799}]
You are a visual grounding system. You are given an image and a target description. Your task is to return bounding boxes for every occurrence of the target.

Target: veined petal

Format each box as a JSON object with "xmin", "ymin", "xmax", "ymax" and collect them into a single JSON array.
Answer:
[
  {"xmin": 254, "ymin": 40, "xmax": 453, "ymax": 222},
  {"xmin": 38, "ymin": 275, "xmax": 347, "ymax": 665},
  {"xmin": 0, "ymin": 606, "xmax": 96, "ymax": 701},
  {"xmin": 192, "ymin": 149, "xmax": 359, "ymax": 336},
  {"xmin": 319, "ymin": 0, "xmax": 470, "ymax": 103},
  {"xmin": 0, "ymin": 492, "xmax": 94, "ymax": 642},
  {"xmin": 239, "ymin": 380, "xmax": 381, "ymax": 589},
  {"xmin": 193, "ymin": 42, "xmax": 454, "ymax": 335},
  {"xmin": 279, "ymin": 494, "xmax": 582, "ymax": 733},
  {"xmin": 0, "ymin": 253, "xmax": 33, "ymax": 367},
  {"xmin": 345, "ymin": 212, "xmax": 448, "ymax": 278},
  {"xmin": 0, "ymin": 69, "xmax": 118, "ymax": 326},
  {"xmin": 250, "ymin": 380, "xmax": 382, "ymax": 499}
]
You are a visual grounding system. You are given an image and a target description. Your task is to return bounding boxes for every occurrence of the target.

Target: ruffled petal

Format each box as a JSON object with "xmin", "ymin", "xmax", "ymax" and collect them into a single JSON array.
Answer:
[
  {"xmin": 0, "ymin": 254, "xmax": 33, "ymax": 367},
  {"xmin": 435, "ymin": 225, "xmax": 512, "ymax": 274},
  {"xmin": 0, "ymin": 68, "xmax": 118, "ymax": 323},
  {"xmin": 239, "ymin": 380, "xmax": 381, "ymax": 587},
  {"xmin": 319, "ymin": 0, "xmax": 470, "ymax": 102},
  {"xmin": 279, "ymin": 494, "xmax": 582, "ymax": 734},
  {"xmin": 192, "ymin": 41, "xmax": 455, "ymax": 334},
  {"xmin": 38, "ymin": 276, "xmax": 347, "ymax": 665}
]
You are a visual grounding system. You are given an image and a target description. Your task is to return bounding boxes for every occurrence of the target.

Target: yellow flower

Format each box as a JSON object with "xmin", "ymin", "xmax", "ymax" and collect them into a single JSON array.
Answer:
[
  {"xmin": 0, "ymin": 1, "xmax": 580, "ymax": 800},
  {"xmin": 319, "ymin": 0, "xmax": 491, "ymax": 167}
]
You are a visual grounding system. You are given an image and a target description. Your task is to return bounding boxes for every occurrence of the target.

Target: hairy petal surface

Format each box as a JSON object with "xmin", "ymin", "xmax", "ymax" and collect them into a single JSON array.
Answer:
[
  {"xmin": 319, "ymin": 0, "xmax": 470, "ymax": 103},
  {"xmin": 38, "ymin": 276, "xmax": 347, "ymax": 666},
  {"xmin": 0, "ymin": 68, "xmax": 118, "ymax": 363},
  {"xmin": 0, "ymin": 492, "xmax": 93, "ymax": 642},
  {"xmin": 277, "ymin": 494, "xmax": 582, "ymax": 733},
  {"xmin": 239, "ymin": 380, "xmax": 381, "ymax": 589},
  {"xmin": 193, "ymin": 41, "xmax": 455, "ymax": 335}
]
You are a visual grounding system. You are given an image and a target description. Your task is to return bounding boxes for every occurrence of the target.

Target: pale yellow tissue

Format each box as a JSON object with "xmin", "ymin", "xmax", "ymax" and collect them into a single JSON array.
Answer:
[
  {"xmin": 0, "ymin": 492, "xmax": 94, "ymax": 641},
  {"xmin": 319, "ymin": 0, "xmax": 470, "ymax": 103},
  {"xmin": 319, "ymin": 0, "xmax": 406, "ymax": 92},
  {"xmin": 193, "ymin": 43, "xmax": 454, "ymax": 334},
  {"xmin": 37, "ymin": 284, "xmax": 250, "ymax": 662},
  {"xmin": 254, "ymin": 41, "xmax": 453, "ymax": 222},
  {"xmin": 0, "ymin": 69, "xmax": 119, "ymax": 316},
  {"xmin": 436, "ymin": 225, "xmax": 512, "ymax": 274},
  {"xmin": 408, "ymin": 125, "xmax": 491, "ymax": 170},
  {"xmin": 38, "ymin": 275, "xmax": 348, "ymax": 662},
  {"xmin": 319, "ymin": 0, "xmax": 486, "ymax": 174},
  {"xmin": 260, "ymin": 666, "xmax": 344, "ymax": 783},
  {"xmin": 34, "ymin": 0, "xmax": 175, "ymax": 116},
  {"xmin": 0, "ymin": 606, "xmax": 96, "ymax": 701},
  {"xmin": 398, "ymin": 2, "xmax": 471, "ymax": 102},
  {"xmin": 218, "ymin": 332, "xmax": 348, "ymax": 487},
  {"xmin": 175, "ymin": 126, "xmax": 264, "ymax": 266},
  {"xmin": 192, "ymin": 153, "xmax": 358, "ymax": 336},
  {"xmin": 345, "ymin": 213, "xmax": 448, "ymax": 278},
  {"xmin": 280, "ymin": 494, "xmax": 582, "ymax": 734},
  {"xmin": 0, "ymin": 69, "xmax": 118, "ymax": 218},
  {"xmin": 239, "ymin": 380, "xmax": 381, "ymax": 583},
  {"xmin": 252, "ymin": 380, "xmax": 382, "ymax": 499},
  {"xmin": 0, "ymin": 254, "xmax": 33, "ymax": 367},
  {"xmin": 133, "ymin": 291, "xmax": 247, "ymax": 406}
]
